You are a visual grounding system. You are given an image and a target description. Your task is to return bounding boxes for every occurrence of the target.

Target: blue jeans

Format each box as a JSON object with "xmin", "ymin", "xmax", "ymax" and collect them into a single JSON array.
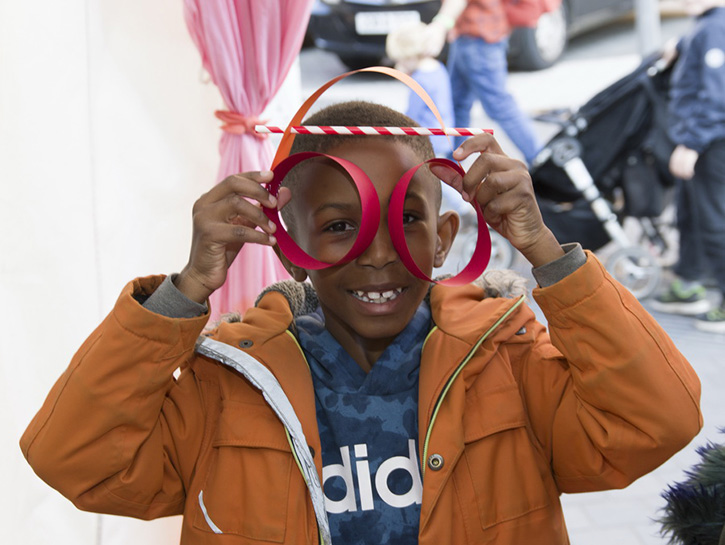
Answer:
[
  {"xmin": 675, "ymin": 139, "xmax": 725, "ymax": 295},
  {"xmin": 447, "ymin": 36, "xmax": 541, "ymax": 164}
]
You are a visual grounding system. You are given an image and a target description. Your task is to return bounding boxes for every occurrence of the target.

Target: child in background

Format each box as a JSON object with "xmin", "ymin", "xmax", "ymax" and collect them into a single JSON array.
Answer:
[
  {"xmin": 386, "ymin": 23, "xmax": 472, "ymax": 229},
  {"xmin": 21, "ymin": 99, "xmax": 701, "ymax": 545},
  {"xmin": 651, "ymin": 0, "xmax": 725, "ymax": 334},
  {"xmin": 386, "ymin": 21, "xmax": 455, "ymax": 158},
  {"xmin": 426, "ymin": 0, "xmax": 542, "ymax": 165}
]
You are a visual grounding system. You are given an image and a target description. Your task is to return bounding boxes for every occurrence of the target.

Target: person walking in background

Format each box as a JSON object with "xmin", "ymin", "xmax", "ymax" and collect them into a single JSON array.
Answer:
[
  {"xmin": 652, "ymin": 0, "xmax": 725, "ymax": 334},
  {"xmin": 385, "ymin": 21, "xmax": 456, "ymax": 158},
  {"xmin": 385, "ymin": 22, "xmax": 474, "ymax": 222},
  {"xmin": 425, "ymin": 0, "xmax": 542, "ymax": 165}
]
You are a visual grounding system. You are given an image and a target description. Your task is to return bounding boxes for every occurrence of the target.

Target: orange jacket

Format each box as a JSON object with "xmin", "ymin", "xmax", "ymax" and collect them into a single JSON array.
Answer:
[{"xmin": 20, "ymin": 253, "xmax": 702, "ymax": 545}]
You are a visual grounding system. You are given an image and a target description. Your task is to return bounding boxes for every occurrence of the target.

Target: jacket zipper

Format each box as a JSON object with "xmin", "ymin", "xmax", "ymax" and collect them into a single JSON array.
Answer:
[
  {"xmin": 285, "ymin": 331, "xmax": 327, "ymax": 545},
  {"xmin": 421, "ymin": 296, "xmax": 525, "ymax": 478},
  {"xmin": 281, "ymin": 297, "xmax": 524, "ymax": 539}
]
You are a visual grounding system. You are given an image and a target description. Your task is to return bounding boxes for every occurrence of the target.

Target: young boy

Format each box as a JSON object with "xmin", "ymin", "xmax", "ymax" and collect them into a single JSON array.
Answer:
[
  {"xmin": 21, "ymin": 100, "xmax": 701, "ymax": 545},
  {"xmin": 651, "ymin": 0, "xmax": 725, "ymax": 333}
]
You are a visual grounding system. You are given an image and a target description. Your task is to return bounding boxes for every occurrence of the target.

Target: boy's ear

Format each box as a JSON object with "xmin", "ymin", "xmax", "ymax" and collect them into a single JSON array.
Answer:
[
  {"xmin": 273, "ymin": 245, "xmax": 309, "ymax": 283},
  {"xmin": 434, "ymin": 211, "xmax": 459, "ymax": 268}
]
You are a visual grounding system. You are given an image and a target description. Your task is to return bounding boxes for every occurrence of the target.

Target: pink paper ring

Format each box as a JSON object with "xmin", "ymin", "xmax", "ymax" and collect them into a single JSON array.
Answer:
[
  {"xmin": 388, "ymin": 158, "xmax": 492, "ymax": 286},
  {"xmin": 263, "ymin": 152, "xmax": 381, "ymax": 270}
]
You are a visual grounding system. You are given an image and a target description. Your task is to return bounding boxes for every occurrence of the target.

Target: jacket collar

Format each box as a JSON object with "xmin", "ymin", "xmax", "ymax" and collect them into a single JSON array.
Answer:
[
  {"xmin": 241, "ymin": 274, "xmax": 532, "ymax": 414},
  {"xmin": 215, "ymin": 269, "xmax": 532, "ymax": 351}
]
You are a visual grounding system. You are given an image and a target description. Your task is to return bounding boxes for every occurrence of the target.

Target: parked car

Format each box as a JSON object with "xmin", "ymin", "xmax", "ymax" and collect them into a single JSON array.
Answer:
[
  {"xmin": 307, "ymin": 0, "xmax": 637, "ymax": 71},
  {"xmin": 307, "ymin": 0, "xmax": 440, "ymax": 70},
  {"xmin": 510, "ymin": 0, "xmax": 636, "ymax": 70}
]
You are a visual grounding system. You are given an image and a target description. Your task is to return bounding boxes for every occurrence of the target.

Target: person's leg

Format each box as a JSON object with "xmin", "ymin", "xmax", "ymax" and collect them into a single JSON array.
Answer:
[
  {"xmin": 456, "ymin": 36, "xmax": 541, "ymax": 164},
  {"xmin": 674, "ymin": 178, "xmax": 708, "ymax": 283},
  {"xmin": 652, "ymin": 178, "xmax": 711, "ymax": 315},
  {"xmin": 693, "ymin": 141, "xmax": 725, "ymax": 292},
  {"xmin": 692, "ymin": 140, "xmax": 725, "ymax": 332},
  {"xmin": 447, "ymin": 37, "xmax": 475, "ymax": 151}
]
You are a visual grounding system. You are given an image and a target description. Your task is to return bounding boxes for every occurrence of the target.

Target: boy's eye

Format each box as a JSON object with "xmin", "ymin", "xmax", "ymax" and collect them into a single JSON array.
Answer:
[
  {"xmin": 324, "ymin": 220, "xmax": 355, "ymax": 233},
  {"xmin": 402, "ymin": 212, "xmax": 420, "ymax": 225}
]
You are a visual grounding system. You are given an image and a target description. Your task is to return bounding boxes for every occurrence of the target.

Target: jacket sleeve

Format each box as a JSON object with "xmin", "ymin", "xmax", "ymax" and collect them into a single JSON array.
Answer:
[
  {"xmin": 523, "ymin": 252, "xmax": 702, "ymax": 493},
  {"xmin": 19, "ymin": 275, "xmax": 211, "ymax": 519}
]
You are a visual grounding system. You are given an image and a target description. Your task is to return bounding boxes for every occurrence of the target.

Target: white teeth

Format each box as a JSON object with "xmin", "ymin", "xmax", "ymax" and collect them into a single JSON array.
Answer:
[{"xmin": 352, "ymin": 288, "xmax": 403, "ymax": 304}]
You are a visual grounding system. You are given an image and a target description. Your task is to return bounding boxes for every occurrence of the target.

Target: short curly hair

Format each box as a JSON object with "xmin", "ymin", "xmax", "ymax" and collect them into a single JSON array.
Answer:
[
  {"xmin": 281, "ymin": 100, "xmax": 441, "ymax": 232},
  {"xmin": 289, "ymin": 100, "xmax": 435, "ymax": 159}
]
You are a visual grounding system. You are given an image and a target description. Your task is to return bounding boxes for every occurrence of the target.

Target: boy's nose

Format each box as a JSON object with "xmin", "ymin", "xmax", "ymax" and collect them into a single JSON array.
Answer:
[{"xmin": 356, "ymin": 222, "xmax": 398, "ymax": 269}]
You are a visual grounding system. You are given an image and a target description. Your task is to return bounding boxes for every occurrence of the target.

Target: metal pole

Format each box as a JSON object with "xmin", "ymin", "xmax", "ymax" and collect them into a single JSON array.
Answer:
[{"xmin": 635, "ymin": 0, "xmax": 662, "ymax": 56}]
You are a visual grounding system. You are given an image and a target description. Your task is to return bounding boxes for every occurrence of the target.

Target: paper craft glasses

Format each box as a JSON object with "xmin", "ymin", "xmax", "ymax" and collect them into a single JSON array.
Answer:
[{"xmin": 259, "ymin": 66, "xmax": 492, "ymax": 286}]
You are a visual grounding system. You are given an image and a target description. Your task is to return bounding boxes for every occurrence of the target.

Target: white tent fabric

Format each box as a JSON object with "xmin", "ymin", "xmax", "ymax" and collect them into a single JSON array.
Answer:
[{"xmin": 0, "ymin": 1, "xmax": 299, "ymax": 543}]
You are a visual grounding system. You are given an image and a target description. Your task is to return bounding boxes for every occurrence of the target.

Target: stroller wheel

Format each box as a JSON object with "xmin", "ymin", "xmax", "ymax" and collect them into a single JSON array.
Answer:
[
  {"xmin": 488, "ymin": 229, "xmax": 515, "ymax": 270},
  {"xmin": 605, "ymin": 247, "xmax": 661, "ymax": 300},
  {"xmin": 461, "ymin": 228, "xmax": 515, "ymax": 270}
]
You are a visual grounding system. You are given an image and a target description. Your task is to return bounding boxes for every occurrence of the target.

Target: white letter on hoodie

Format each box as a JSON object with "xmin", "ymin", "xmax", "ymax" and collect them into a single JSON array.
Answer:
[{"xmin": 322, "ymin": 446, "xmax": 357, "ymax": 513}]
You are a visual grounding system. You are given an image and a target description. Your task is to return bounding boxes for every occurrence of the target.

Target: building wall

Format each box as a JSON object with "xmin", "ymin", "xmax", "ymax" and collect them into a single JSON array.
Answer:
[{"xmin": 0, "ymin": 1, "xmax": 299, "ymax": 543}]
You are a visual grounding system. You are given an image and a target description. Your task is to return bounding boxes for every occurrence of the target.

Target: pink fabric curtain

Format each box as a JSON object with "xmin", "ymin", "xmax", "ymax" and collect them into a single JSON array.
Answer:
[{"xmin": 183, "ymin": 0, "xmax": 313, "ymax": 319}]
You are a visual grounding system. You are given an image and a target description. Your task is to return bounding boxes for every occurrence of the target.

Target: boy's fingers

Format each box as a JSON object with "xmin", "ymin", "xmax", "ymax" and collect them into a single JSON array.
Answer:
[
  {"xmin": 221, "ymin": 195, "xmax": 277, "ymax": 235},
  {"xmin": 452, "ymin": 132, "xmax": 506, "ymax": 161},
  {"xmin": 276, "ymin": 187, "xmax": 293, "ymax": 211},
  {"xmin": 460, "ymin": 152, "xmax": 522, "ymax": 201},
  {"xmin": 195, "ymin": 194, "xmax": 276, "ymax": 239},
  {"xmin": 204, "ymin": 171, "xmax": 277, "ymax": 208},
  {"xmin": 480, "ymin": 192, "xmax": 526, "ymax": 231},
  {"xmin": 429, "ymin": 164, "xmax": 468, "ymax": 198},
  {"xmin": 476, "ymin": 173, "xmax": 520, "ymax": 210},
  {"xmin": 207, "ymin": 222, "xmax": 277, "ymax": 248},
  {"xmin": 477, "ymin": 169, "xmax": 533, "ymax": 203}
]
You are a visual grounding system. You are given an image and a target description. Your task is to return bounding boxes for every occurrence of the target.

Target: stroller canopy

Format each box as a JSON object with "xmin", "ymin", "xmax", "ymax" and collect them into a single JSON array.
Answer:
[{"xmin": 532, "ymin": 53, "xmax": 674, "ymax": 203}]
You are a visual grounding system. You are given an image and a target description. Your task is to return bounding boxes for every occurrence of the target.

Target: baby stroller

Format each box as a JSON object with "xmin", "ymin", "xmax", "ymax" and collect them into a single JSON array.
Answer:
[{"xmin": 531, "ymin": 53, "xmax": 677, "ymax": 299}]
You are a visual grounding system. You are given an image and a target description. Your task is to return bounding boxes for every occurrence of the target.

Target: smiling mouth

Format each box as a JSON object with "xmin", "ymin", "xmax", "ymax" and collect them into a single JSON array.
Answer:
[{"xmin": 351, "ymin": 288, "xmax": 404, "ymax": 304}]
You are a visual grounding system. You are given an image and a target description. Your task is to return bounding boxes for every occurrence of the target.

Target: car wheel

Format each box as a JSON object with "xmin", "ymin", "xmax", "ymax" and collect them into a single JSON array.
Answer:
[
  {"xmin": 337, "ymin": 54, "xmax": 385, "ymax": 71},
  {"xmin": 508, "ymin": 4, "xmax": 567, "ymax": 71}
]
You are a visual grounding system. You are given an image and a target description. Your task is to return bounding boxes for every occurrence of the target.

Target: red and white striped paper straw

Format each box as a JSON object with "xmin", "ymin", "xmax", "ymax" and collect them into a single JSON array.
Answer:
[{"xmin": 255, "ymin": 125, "xmax": 493, "ymax": 136}]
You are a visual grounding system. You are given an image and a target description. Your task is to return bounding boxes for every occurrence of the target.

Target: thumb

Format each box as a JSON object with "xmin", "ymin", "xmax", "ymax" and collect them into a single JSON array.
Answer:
[
  {"xmin": 277, "ymin": 187, "xmax": 293, "ymax": 211},
  {"xmin": 429, "ymin": 163, "xmax": 471, "ymax": 201}
]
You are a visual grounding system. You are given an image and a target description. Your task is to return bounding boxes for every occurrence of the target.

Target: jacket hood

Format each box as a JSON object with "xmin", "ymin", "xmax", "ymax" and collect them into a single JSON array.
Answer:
[{"xmin": 208, "ymin": 270, "xmax": 531, "ymax": 359}]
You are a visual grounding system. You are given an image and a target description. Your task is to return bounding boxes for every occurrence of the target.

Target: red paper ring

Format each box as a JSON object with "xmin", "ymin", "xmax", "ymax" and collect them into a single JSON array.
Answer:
[
  {"xmin": 263, "ymin": 152, "xmax": 381, "ymax": 270},
  {"xmin": 388, "ymin": 158, "xmax": 492, "ymax": 286}
]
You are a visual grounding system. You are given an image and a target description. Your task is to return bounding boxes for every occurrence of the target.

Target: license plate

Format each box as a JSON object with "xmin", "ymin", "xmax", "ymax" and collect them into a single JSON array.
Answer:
[{"xmin": 354, "ymin": 11, "xmax": 421, "ymax": 36}]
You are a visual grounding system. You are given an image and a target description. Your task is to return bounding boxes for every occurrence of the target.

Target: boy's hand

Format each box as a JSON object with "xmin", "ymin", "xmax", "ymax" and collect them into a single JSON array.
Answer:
[
  {"xmin": 175, "ymin": 171, "xmax": 290, "ymax": 304},
  {"xmin": 431, "ymin": 134, "xmax": 564, "ymax": 267}
]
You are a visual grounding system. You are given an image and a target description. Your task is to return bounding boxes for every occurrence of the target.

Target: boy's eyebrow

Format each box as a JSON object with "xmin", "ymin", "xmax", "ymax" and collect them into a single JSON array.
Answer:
[
  {"xmin": 403, "ymin": 188, "xmax": 429, "ymax": 205},
  {"xmin": 311, "ymin": 201, "xmax": 360, "ymax": 215}
]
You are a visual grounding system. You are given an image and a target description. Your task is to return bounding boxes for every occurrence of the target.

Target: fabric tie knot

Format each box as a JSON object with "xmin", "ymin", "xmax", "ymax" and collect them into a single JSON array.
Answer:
[{"xmin": 214, "ymin": 110, "xmax": 268, "ymax": 139}]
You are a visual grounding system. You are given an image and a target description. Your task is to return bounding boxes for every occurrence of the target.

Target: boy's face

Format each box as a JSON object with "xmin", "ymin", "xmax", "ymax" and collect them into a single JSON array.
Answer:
[{"xmin": 282, "ymin": 139, "xmax": 457, "ymax": 364}]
